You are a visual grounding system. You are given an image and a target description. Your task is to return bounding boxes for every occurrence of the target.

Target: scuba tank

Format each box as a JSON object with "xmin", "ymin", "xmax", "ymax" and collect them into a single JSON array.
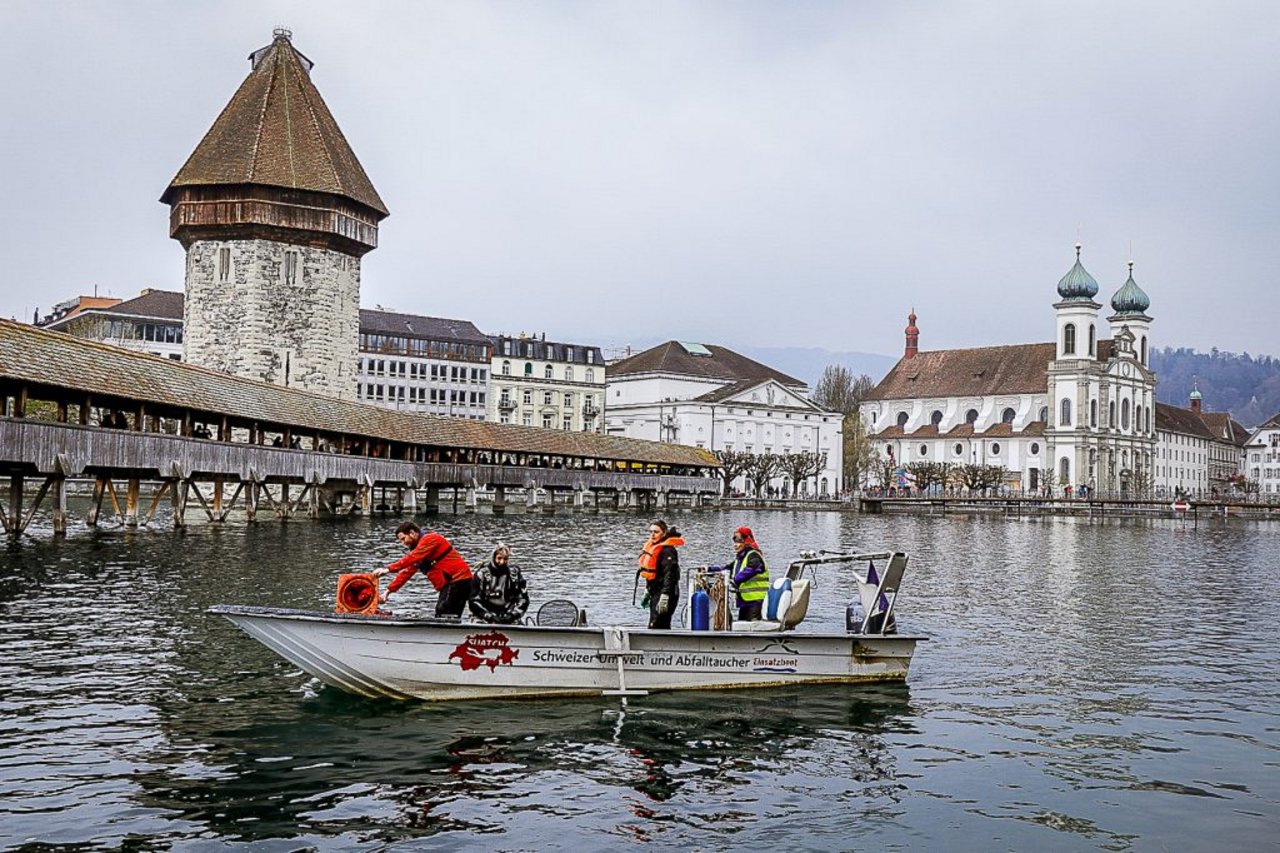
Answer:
[
  {"xmin": 690, "ymin": 588, "xmax": 711, "ymax": 631},
  {"xmin": 846, "ymin": 597, "xmax": 867, "ymax": 633}
]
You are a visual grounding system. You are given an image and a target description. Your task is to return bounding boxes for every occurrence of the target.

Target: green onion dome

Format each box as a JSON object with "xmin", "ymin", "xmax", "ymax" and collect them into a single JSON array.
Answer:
[{"xmin": 1057, "ymin": 243, "xmax": 1099, "ymax": 300}]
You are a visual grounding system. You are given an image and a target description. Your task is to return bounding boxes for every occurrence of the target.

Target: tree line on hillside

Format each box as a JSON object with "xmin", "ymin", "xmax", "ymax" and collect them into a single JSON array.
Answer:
[{"xmin": 1152, "ymin": 347, "xmax": 1280, "ymax": 427}]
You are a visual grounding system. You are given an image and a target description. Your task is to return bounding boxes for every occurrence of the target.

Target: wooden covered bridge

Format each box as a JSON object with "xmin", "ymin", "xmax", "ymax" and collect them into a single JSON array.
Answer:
[{"xmin": 0, "ymin": 320, "xmax": 721, "ymax": 537}]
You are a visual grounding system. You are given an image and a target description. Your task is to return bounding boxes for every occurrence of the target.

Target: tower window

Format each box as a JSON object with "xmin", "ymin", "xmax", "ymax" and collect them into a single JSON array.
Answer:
[
  {"xmin": 966, "ymin": 409, "xmax": 979, "ymax": 424},
  {"xmin": 1001, "ymin": 407, "xmax": 1015, "ymax": 424},
  {"xmin": 931, "ymin": 410, "xmax": 943, "ymax": 426},
  {"xmin": 1088, "ymin": 324, "xmax": 1096, "ymax": 357},
  {"xmin": 283, "ymin": 251, "xmax": 299, "ymax": 285},
  {"xmin": 1063, "ymin": 323, "xmax": 1076, "ymax": 356},
  {"xmin": 1060, "ymin": 399, "xmax": 1072, "ymax": 426},
  {"xmin": 218, "ymin": 247, "xmax": 231, "ymax": 282}
]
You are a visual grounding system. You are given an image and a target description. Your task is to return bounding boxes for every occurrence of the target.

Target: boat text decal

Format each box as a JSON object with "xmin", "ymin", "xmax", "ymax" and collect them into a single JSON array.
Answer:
[{"xmin": 449, "ymin": 631, "xmax": 519, "ymax": 672}]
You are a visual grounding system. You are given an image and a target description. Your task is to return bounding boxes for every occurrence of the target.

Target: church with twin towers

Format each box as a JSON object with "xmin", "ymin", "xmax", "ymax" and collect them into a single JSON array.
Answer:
[{"xmin": 860, "ymin": 245, "xmax": 1157, "ymax": 495}]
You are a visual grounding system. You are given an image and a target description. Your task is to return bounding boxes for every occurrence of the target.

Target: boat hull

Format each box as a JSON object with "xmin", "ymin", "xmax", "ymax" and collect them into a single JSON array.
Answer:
[{"xmin": 211, "ymin": 605, "xmax": 922, "ymax": 701}]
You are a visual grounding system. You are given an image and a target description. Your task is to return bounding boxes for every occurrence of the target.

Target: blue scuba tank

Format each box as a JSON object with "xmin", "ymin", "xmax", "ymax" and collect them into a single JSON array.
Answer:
[{"xmin": 691, "ymin": 589, "xmax": 710, "ymax": 631}]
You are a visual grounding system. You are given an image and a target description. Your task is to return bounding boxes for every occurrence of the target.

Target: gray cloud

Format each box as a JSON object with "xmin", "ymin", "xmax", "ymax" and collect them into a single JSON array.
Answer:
[{"xmin": 2, "ymin": 1, "xmax": 1277, "ymax": 358}]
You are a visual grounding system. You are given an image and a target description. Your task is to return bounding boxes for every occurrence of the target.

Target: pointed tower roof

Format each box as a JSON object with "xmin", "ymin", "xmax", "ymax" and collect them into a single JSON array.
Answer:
[
  {"xmin": 1056, "ymin": 243, "xmax": 1099, "ymax": 301},
  {"xmin": 162, "ymin": 29, "xmax": 387, "ymax": 216},
  {"xmin": 1110, "ymin": 261, "xmax": 1151, "ymax": 315}
]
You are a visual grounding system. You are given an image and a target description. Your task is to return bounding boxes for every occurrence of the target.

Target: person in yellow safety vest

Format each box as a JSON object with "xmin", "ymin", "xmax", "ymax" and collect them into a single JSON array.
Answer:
[
  {"xmin": 729, "ymin": 526, "xmax": 770, "ymax": 621},
  {"xmin": 637, "ymin": 519, "xmax": 684, "ymax": 629}
]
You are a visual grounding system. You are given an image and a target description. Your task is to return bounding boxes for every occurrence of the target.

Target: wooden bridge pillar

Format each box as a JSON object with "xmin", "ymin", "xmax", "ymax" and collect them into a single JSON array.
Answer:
[
  {"xmin": 245, "ymin": 481, "xmax": 258, "ymax": 522},
  {"xmin": 124, "ymin": 478, "xmax": 140, "ymax": 528},
  {"xmin": 212, "ymin": 479, "xmax": 224, "ymax": 523},
  {"xmin": 403, "ymin": 486, "xmax": 418, "ymax": 515},
  {"xmin": 492, "ymin": 486, "xmax": 507, "ymax": 515},
  {"xmin": 572, "ymin": 488, "xmax": 584, "ymax": 512},
  {"xmin": 464, "ymin": 486, "xmax": 478, "ymax": 514},
  {"xmin": 172, "ymin": 481, "xmax": 188, "ymax": 529},
  {"xmin": 52, "ymin": 477, "xmax": 68, "ymax": 536},
  {"xmin": 359, "ymin": 484, "xmax": 372, "ymax": 515},
  {"xmin": 424, "ymin": 486, "xmax": 440, "ymax": 515},
  {"xmin": 280, "ymin": 483, "xmax": 291, "ymax": 520},
  {"xmin": 526, "ymin": 487, "xmax": 540, "ymax": 511},
  {"xmin": 5, "ymin": 475, "xmax": 22, "ymax": 539}
]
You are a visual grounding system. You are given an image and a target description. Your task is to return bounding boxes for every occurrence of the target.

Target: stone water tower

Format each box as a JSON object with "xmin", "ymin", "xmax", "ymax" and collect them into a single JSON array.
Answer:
[{"xmin": 161, "ymin": 29, "xmax": 388, "ymax": 400}]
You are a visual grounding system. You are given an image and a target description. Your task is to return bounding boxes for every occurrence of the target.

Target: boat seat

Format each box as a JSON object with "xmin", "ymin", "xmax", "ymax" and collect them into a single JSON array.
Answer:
[
  {"xmin": 854, "ymin": 552, "xmax": 906, "ymax": 634},
  {"xmin": 731, "ymin": 578, "xmax": 811, "ymax": 631},
  {"xmin": 534, "ymin": 599, "xmax": 581, "ymax": 627}
]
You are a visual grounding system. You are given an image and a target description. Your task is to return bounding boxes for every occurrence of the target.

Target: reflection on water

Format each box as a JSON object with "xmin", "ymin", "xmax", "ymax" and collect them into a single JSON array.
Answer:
[{"xmin": 1, "ymin": 508, "xmax": 1278, "ymax": 848}]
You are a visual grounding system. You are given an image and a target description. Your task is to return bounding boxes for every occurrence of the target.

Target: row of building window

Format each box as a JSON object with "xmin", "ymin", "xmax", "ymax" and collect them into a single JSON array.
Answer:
[
  {"xmin": 498, "ymin": 340, "xmax": 597, "ymax": 363},
  {"xmin": 499, "ymin": 361, "xmax": 598, "ymax": 383},
  {"xmin": 499, "ymin": 389, "xmax": 598, "ymax": 408},
  {"xmin": 360, "ymin": 333, "xmax": 490, "ymax": 362},
  {"xmin": 359, "ymin": 385, "xmax": 486, "ymax": 406},
  {"xmin": 359, "ymin": 358, "xmax": 487, "ymax": 382}
]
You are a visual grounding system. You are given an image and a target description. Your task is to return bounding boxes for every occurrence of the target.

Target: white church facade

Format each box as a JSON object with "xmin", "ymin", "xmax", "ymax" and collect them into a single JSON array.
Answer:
[
  {"xmin": 860, "ymin": 246, "xmax": 1159, "ymax": 495},
  {"xmin": 605, "ymin": 342, "xmax": 844, "ymax": 497}
]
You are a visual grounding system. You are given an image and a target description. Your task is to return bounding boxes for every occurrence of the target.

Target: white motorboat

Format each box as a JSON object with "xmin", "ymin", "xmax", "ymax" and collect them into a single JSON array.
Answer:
[{"xmin": 211, "ymin": 550, "xmax": 924, "ymax": 701}]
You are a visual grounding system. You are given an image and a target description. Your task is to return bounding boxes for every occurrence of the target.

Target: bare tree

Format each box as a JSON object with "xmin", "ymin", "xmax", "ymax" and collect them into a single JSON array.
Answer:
[
  {"xmin": 779, "ymin": 451, "xmax": 827, "ymax": 497},
  {"xmin": 906, "ymin": 461, "xmax": 949, "ymax": 494},
  {"xmin": 713, "ymin": 449, "xmax": 753, "ymax": 496},
  {"xmin": 811, "ymin": 365, "xmax": 876, "ymax": 415},
  {"xmin": 745, "ymin": 453, "xmax": 781, "ymax": 498}
]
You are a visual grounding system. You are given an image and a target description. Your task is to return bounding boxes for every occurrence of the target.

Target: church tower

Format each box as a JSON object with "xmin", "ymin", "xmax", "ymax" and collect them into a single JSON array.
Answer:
[
  {"xmin": 161, "ymin": 29, "xmax": 388, "ymax": 400},
  {"xmin": 1047, "ymin": 244, "xmax": 1103, "ymax": 490}
]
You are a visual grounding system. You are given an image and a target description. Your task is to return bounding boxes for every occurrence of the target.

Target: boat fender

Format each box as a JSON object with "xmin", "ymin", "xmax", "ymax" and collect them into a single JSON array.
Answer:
[
  {"xmin": 690, "ymin": 589, "xmax": 711, "ymax": 631},
  {"xmin": 765, "ymin": 577, "xmax": 793, "ymax": 622}
]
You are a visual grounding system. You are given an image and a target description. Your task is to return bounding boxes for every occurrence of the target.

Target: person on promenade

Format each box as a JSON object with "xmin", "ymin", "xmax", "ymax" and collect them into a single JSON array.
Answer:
[
  {"xmin": 723, "ymin": 526, "xmax": 770, "ymax": 622},
  {"xmin": 468, "ymin": 544, "xmax": 529, "ymax": 625},
  {"xmin": 374, "ymin": 521, "xmax": 475, "ymax": 617},
  {"xmin": 638, "ymin": 519, "xmax": 683, "ymax": 629}
]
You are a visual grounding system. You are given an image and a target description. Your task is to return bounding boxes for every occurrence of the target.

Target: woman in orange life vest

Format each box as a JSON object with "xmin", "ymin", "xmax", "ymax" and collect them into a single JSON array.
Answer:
[
  {"xmin": 638, "ymin": 519, "xmax": 684, "ymax": 629},
  {"xmin": 373, "ymin": 520, "xmax": 475, "ymax": 618}
]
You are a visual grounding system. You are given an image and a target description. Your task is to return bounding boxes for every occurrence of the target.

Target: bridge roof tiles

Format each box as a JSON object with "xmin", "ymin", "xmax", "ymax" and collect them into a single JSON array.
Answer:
[{"xmin": 0, "ymin": 320, "xmax": 716, "ymax": 468}]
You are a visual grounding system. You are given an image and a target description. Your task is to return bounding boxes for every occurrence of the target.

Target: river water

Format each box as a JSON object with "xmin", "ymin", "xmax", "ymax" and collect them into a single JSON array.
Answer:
[{"xmin": 1, "ymin": 508, "xmax": 1277, "ymax": 850}]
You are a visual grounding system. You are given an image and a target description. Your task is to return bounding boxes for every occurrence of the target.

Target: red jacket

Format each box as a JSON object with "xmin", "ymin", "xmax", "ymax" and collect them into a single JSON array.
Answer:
[{"xmin": 387, "ymin": 531, "xmax": 474, "ymax": 593}]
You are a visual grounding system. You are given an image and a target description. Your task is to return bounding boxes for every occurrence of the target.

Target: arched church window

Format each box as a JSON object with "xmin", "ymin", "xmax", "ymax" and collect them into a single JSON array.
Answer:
[
  {"xmin": 1121, "ymin": 399, "xmax": 1131, "ymax": 430},
  {"xmin": 897, "ymin": 412, "xmax": 909, "ymax": 428},
  {"xmin": 1090, "ymin": 400, "xmax": 1097, "ymax": 427},
  {"xmin": 1063, "ymin": 323, "xmax": 1076, "ymax": 355},
  {"xmin": 1001, "ymin": 407, "xmax": 1015, "ymax": 424},
  {"xmin": 931, "ymin": 410, "xmax": 943, "ymax": 426},
  {"xmin": 1088, "ymin": 324, "xmax": 1096, "ymax": 357},
  {"xmin": 1141, "ymin": 336, "xmax": 1148, "ymax": 365},
  {"xmin": 1109, "ymin": 402, "xmax": 1116, "ymax": 428},
  {"xmin": 1146, "ymin": 408, "xmax": 1152, "ymax": 432},
  {"xmin": 1060, "ymin": 399, "xmax": 1072, "ymax": 426},
  {"xmin": 966, "ymin": 409, "xmax": 979, "ymax": 424},
  {"xmin": 1060, "ymin": 457, "xmax": 1071, "ymax": 482}
]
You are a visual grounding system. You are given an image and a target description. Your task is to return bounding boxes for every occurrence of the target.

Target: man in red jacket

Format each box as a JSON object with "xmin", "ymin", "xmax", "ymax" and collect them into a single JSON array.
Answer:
[{"xmin": 374, "ymin": 521, "xmax": 475, "ymax": 618}]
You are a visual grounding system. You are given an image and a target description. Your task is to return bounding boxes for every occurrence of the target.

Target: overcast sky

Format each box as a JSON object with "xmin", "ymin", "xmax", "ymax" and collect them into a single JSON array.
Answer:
[{"xmin": 2, "ymin": 1, "xmax": 1277, "ymax": 360}]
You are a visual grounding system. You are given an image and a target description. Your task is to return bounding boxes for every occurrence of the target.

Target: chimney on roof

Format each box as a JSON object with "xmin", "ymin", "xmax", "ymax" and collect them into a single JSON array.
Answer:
[{"xmin": 904, "ymin": 309, "xmax": 919, "ymax": 359}]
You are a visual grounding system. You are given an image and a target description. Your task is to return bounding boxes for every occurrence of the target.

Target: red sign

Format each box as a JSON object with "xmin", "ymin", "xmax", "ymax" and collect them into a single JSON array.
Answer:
[{"xmin": 449, "ymin": 631, "xmax": 519, "ymax": 672}]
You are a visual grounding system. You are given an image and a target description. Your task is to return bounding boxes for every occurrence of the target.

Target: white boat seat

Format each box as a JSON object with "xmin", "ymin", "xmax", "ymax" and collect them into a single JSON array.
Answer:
[
  {"xmin": 535, "ymin": 599, "xmax": 581, "ymax": 627},
  {"xmin": 854, "ymin": 552, "xmax": 906, "ymax": 634}
]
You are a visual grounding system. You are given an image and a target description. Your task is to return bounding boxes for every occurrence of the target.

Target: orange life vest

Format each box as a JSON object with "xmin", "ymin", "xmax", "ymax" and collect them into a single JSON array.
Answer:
[{"xmin": 638, "ymin": 536, "xmax": 685, "ymax": 581}]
